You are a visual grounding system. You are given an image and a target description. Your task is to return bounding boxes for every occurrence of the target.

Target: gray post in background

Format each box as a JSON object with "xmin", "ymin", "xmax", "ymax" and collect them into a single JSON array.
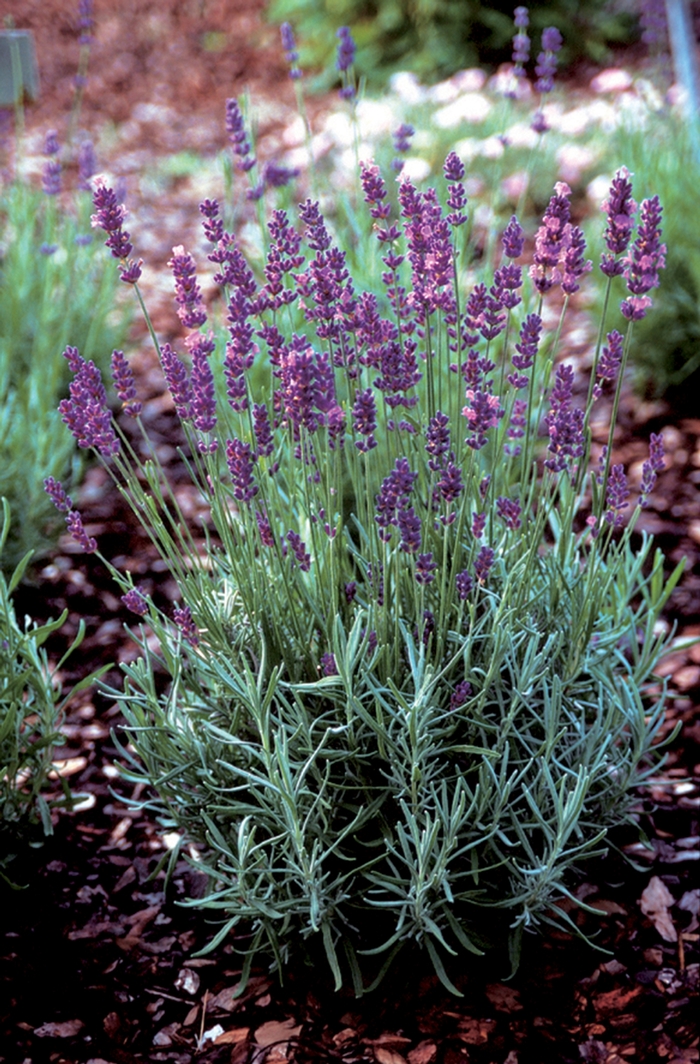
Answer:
[{"xmin": 664, "ymin": 0, "xmax": 700, "ymax": 161}]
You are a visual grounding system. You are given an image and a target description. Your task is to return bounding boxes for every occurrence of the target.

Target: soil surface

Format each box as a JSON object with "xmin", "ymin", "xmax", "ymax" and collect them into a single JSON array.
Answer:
[{"xmin": 1, "ymin": 3, "xmax": 699, "ymax": 1063}]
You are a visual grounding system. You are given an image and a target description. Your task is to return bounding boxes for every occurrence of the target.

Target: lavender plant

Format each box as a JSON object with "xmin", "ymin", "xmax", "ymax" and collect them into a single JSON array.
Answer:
[
  {"xmin": 0, "ymin": 500, "xmax": 104, "ymax": 877},
  {"xmin": 0, "ymin": 129, "xmax": 129, "ymax": 574},
  {"xmin": 50, "ymin": 141, "xmax": 681, "ymax": 992}
]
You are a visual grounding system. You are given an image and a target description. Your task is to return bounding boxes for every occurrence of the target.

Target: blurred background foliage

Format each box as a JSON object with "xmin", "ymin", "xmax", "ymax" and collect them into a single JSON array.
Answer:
[{"xmin": 266, "ymin": 0, "xmax": 638, "ymax": 89}]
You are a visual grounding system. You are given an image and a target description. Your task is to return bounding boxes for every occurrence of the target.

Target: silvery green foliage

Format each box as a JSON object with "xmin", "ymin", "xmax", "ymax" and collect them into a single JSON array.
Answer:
[
  {"xmin": 68, "ymin": 156, "xmax": 681, "ymax": 994},
  {"xmin": 0, "ymin": 500, "xmax": 102, "ymax": 874}
]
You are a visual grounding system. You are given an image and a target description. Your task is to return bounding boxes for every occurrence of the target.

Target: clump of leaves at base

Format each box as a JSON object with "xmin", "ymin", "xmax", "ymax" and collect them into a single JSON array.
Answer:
[{"xmin": 0, "ymin": 501, "xmax": 104, "ymax": 878}]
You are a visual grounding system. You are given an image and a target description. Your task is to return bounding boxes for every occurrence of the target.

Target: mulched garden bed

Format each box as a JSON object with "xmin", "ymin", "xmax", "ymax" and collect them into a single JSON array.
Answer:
[{"xmin": 1, "ymin": 2, "xmax": 699, "ymax": 1061}]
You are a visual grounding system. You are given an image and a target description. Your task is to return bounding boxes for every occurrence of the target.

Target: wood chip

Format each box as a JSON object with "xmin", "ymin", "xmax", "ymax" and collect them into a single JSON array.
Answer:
[{"xmin": 34, "ymin": 1019, "xmax": 85, "ymax": 1038}]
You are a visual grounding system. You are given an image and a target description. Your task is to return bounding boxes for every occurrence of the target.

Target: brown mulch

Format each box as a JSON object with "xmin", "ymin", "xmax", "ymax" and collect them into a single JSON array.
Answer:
[{"xmin": 1, "ymin": 2, "xmax": 699, "ymax": 1062}]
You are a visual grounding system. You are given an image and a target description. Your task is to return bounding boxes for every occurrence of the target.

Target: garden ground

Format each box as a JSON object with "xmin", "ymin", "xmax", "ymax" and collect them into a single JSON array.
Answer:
[{"xmin": 1, "ymin": 2, "xmax": 699, "ymax": 1062}]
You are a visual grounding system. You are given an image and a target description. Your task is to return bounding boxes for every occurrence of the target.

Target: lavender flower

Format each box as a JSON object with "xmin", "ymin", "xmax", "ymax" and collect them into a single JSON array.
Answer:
[
  {"xmin": 375, "ymin": 458, "xmax": 416, "ymax": 541},
  {"xmin": 391, "ymin": 123, "xmax": 414, "ymax": 172},
  {"xmin": 42, "ymin": 130, "xmax": 61, "ymax": 196},
  {"xmin": 621, "ymin": 196, "xmax": 666, "ymax": 321},
  {"xmin": 502, "ymin": 215, "xmax": 525, "ymax": 259},
  {"xmin": 353, "ymin": 388, "xmax": 378, "ymax": 452},
  {"xmin": 505, "ymin": 398, "xmax": 527, "ymax": 456},
  {"xmin": 508, "ymin": 312, "xmax": 541, "ymax": 388},
  {"xmin": 226, "ymin": 98, "xmax": 255, "ymax": 172},
  {"xmin": 169, "ymin": 245, "xmax": 207, "ymax": 329},
  {"xmin": 287, "ymin": 530, "xmax": 311, "ymax": 571},
  {"xmin": 160, "ymin": 343, "xmax": 192, "ymax": 421},
  {"xmin": 415, "ymin": 552, "xmax": 437, "ymax": 585},
  {"xmin": 65, "ymin": 509, "xmax": 97, "ymax": 552},
  {"xmin": 443, "ymin": 151, "xmax": 468, "ymax": 227},
  {"xmin": 529, "ymin": 181, "xmax": 571, "ymax": 294},
  {"xmin": 456, "ymin": 570, "xmax": 473, "ymax": 600},
  {"xmin": 600, "ymin": 167, "xmax": 637, "ymax": 277},
  {"xmin": 509, "ymin": 6, "xmax": 530, "ymax": 94},
  {"xmin": 451, "ymin": 680, "xmax": 473, "ymax": 709},
  {"xmin": 59, "ymin": 349, "xmax": 120, "ymax": 456},
  {"xmin": 462, "ymin": 389, "xmax": 504, "ymax": 450},
  {"xmin": 77, "ymin": 139, "xmax": 97, "ymax": 191},
  {"xmin": 544, "ymin": 363, "xmax": 584, "ymax": 474},
  {"xmin": 593, "ymin": 330, "xmax": 624, "ymax": 398},
  {"xmin": 360, "ymin": 161, "xmax": 392, "ymax": 222},
  {"xmin": 44, "ymin": 477, "xmax": 73, "ymax": 513},
  {"xmin": 189, "ymin": 334, "xmax": 218, "ymax": 449},
  {"xmin": 560, "ymin": 226, "xmax": 592, "ymax": 295},
  {"xmin": 336, "ymin": 26, "xmax": 355, "ymax": 71},
  {"xmin": 535, "ymin": 26, "xmax": 563, "ymax": 94},
  {"xmin": 604, "ymin": 464, "xmax": 630, "ymax": 527},
  {"xmin": 474, "ymin": 546, "xmax": 495, "ymax": 585},
  {"xmin": 122, "ymin": 588, "xmax": 149, "ymax": 616},
  {"xmin": 320, "ymin": 653, "xmax": 337, "ymax": 676},
  {"xmin": 226, "ymin": 438, "xmax": 258, "ymax": 504},
  {"xmin": 111, "ymin": 349, "xmax": 142, "ymax": 416},
  {"xmin": 91, "ymin": 179, "xmax": 142, "ymax": 283},
  {"xmin": 77, "ymin": 0, "xmax": 94, "ymax": 47},
  {"xmin": 640, "ymin": 432, "xmax": 666, "ymax": 506},
  {"xmin": 496, "ymin": 496, "xmax": 522, "ymax": 530},
  {"xmin": 174, "ymin": 604, "xmax": 199, "ymax": 647},
  {"xmin": 252, "ymin": 403, "xmax": 274, "ymax": 458},
  {"xmin": 280, "ymin": 22, "xmax": 302, "ymax": 79},
  {"xmin": 425, "ymin": 411, "xmax": 451, "ymax": 470}
]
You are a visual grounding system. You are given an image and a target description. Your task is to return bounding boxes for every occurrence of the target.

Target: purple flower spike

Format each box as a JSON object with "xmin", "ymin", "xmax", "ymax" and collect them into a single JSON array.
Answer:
[
  {"xmin": 226, "ymin": 438, "xmax": 258, "ymax": 504},
  {"xmin": 502, "ymin": 215, "xmax": 525, "ymax": 259},
  {"xmin": 398, "ymin": 506, "xmax": 422, "ymax": 554},
  {"xmin": 462, "ymin": 389, "xmax": 504, "ymax": 450},
  {"xmin": 160, "ymin": 343, "xmax": 192, "ymax": 422},
  {"xmin": 174, "ymin": 604, "xmax": 199, "ymax": 647},
  {"xmin": 451, "ymin": 680, "xmax": 473, "ymax": 709},
  {"xmin": 560, "ymin": 225, "xmax": 592, "ymax": 295},
  {"xmin": 392, "ymin": 123, "xmax": 414, "ymax": 171},
  {"xmin": 353, "ymin": 388, "xmax": 378, "ymax": 452},
  {"xmin": 544, "ymin": 363, "xmax": 584, "ymax": 474},
  {"xmin": 510, "ymin": 8, "xmax": 530, "ymax": 87},
  {"xmin": 593, "ymin": 330, "xmax": 624, "ymax": 398},
  {"xmin": 444, "ymin": 150, "xmax": 465, "ymax": 182},
  {"xmin": 529, "ymin": 181, "xmax": 572, "ymax": 294},
  {"xmin": 510, "ymin": 313, "xmax": 541, "ymax": 385},
  {"xmin": 624, "ymin": 195, "xmax": 666, "ymax": 297},
  {"xmin": 640, "ymin": 432, "xmax": 666, "ymax": 506},
  {"xmin": 91, "ymin": 179, "xmax": 142, "ymax": 283},
  {"xmin": 77, "ymin": 139, "xmax": 97, "ymax": 192},
  {"xmin": 472, "ymin": 511, "xmax": 486, "ymax": 539},
  {"xmin": 226, "ymin": 98, "xmax": 256, "ymax": 172},
  {"xmin": 456, "ymin": 570, "xmax": 473, "ymax": 600},
  {"xmin": 474, "ymin": 546, "xmax": 495, "ymax": 585},
  {"xmin": 444, "ymin": 152, "xmax": 468, "ymax": 227},
  {"xmin": 600, "ymin": 167, "xmax": 637, "ymax": 277},
  {"xmin": 535, "ymin": 27, "xmax": 563, "ymax": 94},
  {"xmin": 287, "ymin": 530, "xmax": 311, "ymax": 571},
  {"xmin": 189, "ymin": 334, "xmax": 218, "ymax": 448},
  {"xmin": 280, "ymin": 22, "xmax": 302, "ymax": 79},
  {"xmin": 415, "ymin": 552, "xmax": 437, "ymax": 585},
  {"xmin": 66, "ymin": 510, "xmax": 97, "ymax": 553},
  {"xmin": 122, "ymin": 588, "xmax": 148, "ymax": 616},
  {"xmin": 169, "ymin": 245, "xmax": 207, "ymax": 330},
  {"xmin": 496, "ymin": 496, "xmax": 522, "ymax": 530},
  {"xmin": 111, "ymin": 349, "xmax": 142, "ymax": 417},
  {"xmin": 360, "ymin": 161, "xmax": 392, "ymax": 222},
  {"xmin": 59, "ymin": 354, "xmax": 120, "ymax": 457},
  {"xmin": 604, "ymin": 464, "xmax": 630, "ymax": 527},
  {"xmin": 44, "ymin": 477, "xmax": 73, "ymax": 514},
  {"xmin": 320, "ymin": 652, "xmax": 337, "ymax": 676},
  {"xmin": 336, "ymin": 25, "xmax": 356, "ymax": 72},
  {"xmin": 42, "ymin": 130, "xmax": 61, "ymax": 196}
]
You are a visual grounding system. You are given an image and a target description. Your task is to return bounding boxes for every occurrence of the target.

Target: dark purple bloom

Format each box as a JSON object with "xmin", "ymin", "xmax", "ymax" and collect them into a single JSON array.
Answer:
[
  {"xmin": 225, "ymin": 97, "xmax": 255, "ymax": 172},
  {"xmin": 444, "ymin": 150, "xmax": 465, "ymax": 182},
  {"xmin": 531, "ymin": 110, "xmax": 550, "ymax": 135},
  {"xmin": 593, "ymin": 330, "xmax": 624, "ymax": 398},
  {"xmin": 456, "ymin": 570, "xmax": 473, "ymax": 600},
  {"xmin": 345, "ymin": 581, "xmax": 357, "ymax": 603},
  {"xmin": 535, "ymin": 27, "xmax": 563, "ymax": 94},
  {"xmin": 496, "ymin": 496, "xmax": 522, "ymax": 530},
  {"xmin": 505, "ymin": 398, "xmax": 527, "ymax": 456},
  {"xmin": 640, "ymin": 432, "xmax": 666, "ymax": 506},
  {"xmin": 77, "ymin": 139, "xmax": 97, "ymax": 191},
  {"xmin": 59, "ymin": 351, "xmax": 120, "ymax": 457},
  {"xmin": 189, "ymin": 334, "xmax": 218, "ymax": 447},
  {"xmin": 472, "ymin": 511, "xmax": 486, "ymax": 539},
  {"xmin": 226, "ymin": 438, "xmax": 258, "ymax": 504},
  {"xmin": 474, "ymin": 546, "xmax": 495, "ymax": 585},
  {"xmin": 65, "ymin": 509, "xmax": 97, "ymax": 553},
  {"xmin": 398, "ymin": 506, "xmax": 422, "ymax": 554},
  {"xmin": 600, "ymin": 167, "xmax": 637, "ymax": 277},
  {"xmin": 200, "ymin": 199, "xmax": 225, "ymax": 244},
  {"xmin": 280, "ymin": 22, "xmax": 302, "ymax": 78},
  {"xmin": 425, "ymin": 411, "xmax": 451, "ymax": 470},
  {"xmin": 91, "ymin": 179, "xmax": 142, "ymax": 283},
  {"xmin": 492, "ymin": 263, "xmax": 523, "ymax": 310},
  {"xmin": 252, "ymin": 403, "xmax": 274, "ymax": 458},
  {"xmin": 160, "ymin": 343, "xmax": 192, "ymax": 421},
  {"xmin": 623, "ymin": 195, "xmax": 666, "ymax": 298},
  {"xmin": 110, "ymin": 349, "xmax": 142, "ymax": 416},
  {"xmin": 620, "ymin": 295, "xmax": 653, "ymax": 321},
  {"xmin": 262, "ymin": 160, "xmax": 300, "ymax": 189},
  {"xmin": 320, "ymin": 652, "xmax": 337, "ymax": 676},
  {"xmin": 462, "ymin": 388, "xmax": 504, "ymax": 450},
  {"xmin": 44, "ymin": 477, "xmax": 73, "ymax": 513},
  {"xmin": 544, "ymin": 363, "xmax": 584, "ymax": 473},
  {"xmin": 336, "ymin": 25, "xmax": 356, "ymax": 72},
  {"xmin": 451, "ymin": 680, "xmax": 473, "ymax": 709},
  {"xmin": 375, "ymin": 457, "xmax": 417, "ymax": 541},
  {"xmin": 169, "ymin": 245, "xmax": 207, "ymax": 329},
  {"xmin": 287, "ymin": 530, "xmax": 311, "ymax": 571},
  {"xmin": 122, "ymin": 588, "xmax": 148, "ymax": 616},
  {"xmin": 392, "ymin": 123, "xmax": 414, "ymax": 171},
  {"xmin": 502, "ymin": 215, "xmax": 525, "ymax": 259},
  {"xmin": 256, "ymin": 510, "xmax": 275, "ymax": 547},
  {"xmin": 415, "ymin": 552, "xmax": 437, "ymax": 585},
  {"xmin": 604, "ymin": 464, "xmax": 630, "ymax": 527},
  {"xmin": 360, "ymin": 161, "xmax": 392, "ymax": 221},
  {"xmin": 174, "ymin": 604, "xmax": 199, "ymax": 647},
  {"xmin": 509, "ymin": 313, "xmax": 541, "ymax": 387},
  {"xmin": 42, "ymin": 130, "xmax": 61, "ymax": 195},
  {"xmin": 560, "ymin": 225, "xmax": 592, "ymax": 295},
  {"xmin": 353, "ymin": 388, "xmax": 378, "ymax": 452},
  {"xmin": 436, "ymin": 461, "xmax": 463, "ymax": 509}
]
